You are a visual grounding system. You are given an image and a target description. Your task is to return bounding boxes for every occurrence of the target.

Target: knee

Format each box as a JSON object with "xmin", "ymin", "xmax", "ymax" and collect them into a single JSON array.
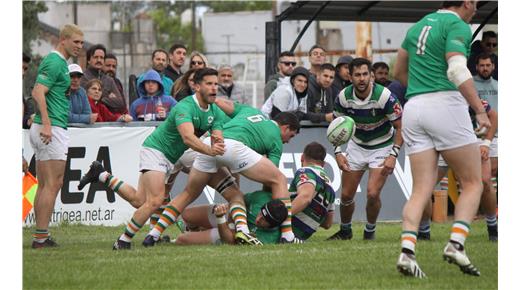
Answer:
[
  {"xmin": 366, "ymin": 191, "xmax": 381, "ymax": 203},
  {"xmin": 146, "ymin": 195, "xmax": 165, "ymax": 209}
]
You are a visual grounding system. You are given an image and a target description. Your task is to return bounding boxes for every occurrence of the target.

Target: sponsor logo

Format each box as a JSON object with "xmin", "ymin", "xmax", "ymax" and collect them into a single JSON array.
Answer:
[
  {"xmin": 208, "ymin": 116, "xmax": 214, "ymax": 124},
  {"xmin": 238, "ymin": 162, "xmax": 248, "ymax": 169}
]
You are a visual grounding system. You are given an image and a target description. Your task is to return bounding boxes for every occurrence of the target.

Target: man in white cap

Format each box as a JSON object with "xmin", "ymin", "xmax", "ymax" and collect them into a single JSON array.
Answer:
[{"xmin": 68, "ymin": 64, "xmax": 97, "ymax": 124}]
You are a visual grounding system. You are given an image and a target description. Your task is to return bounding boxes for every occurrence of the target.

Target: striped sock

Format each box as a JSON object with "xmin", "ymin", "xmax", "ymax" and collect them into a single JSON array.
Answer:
[
  {"xmin": 230, "ymin": 203, "xmax": 249, "ymax": 234},
  {"xmin": 119, "ymin": 218, "xmax": 143, "ymax": 242},
  {"xmin": 419, "ymin": 219, "xmax": 431, "ymax": 234},
  {"xmin": 149, "ymin": 205, "xmax": 180, "ymax": 239},
  {"xmin": 150, "ymin": 196, "xmax": 171, "ymax": 231},
  {"xmin": 33, "ymin": 229, "xmax": 49, "ymax": 243},
  {"xmin": 280, "ymin": 198, "xmax": 295, "ymax": 241},
  {"xmin": 364, "ymin": 223, "xmax": 376, "ymax": 233},
  {"xmin": 103, "ymin": 175, "xmax": 125, "ymax": 193},
  {"xmin": 340, "ymin": 222, "xmax": 352, "ymax": 232},
  {"xmin": 401, "ymin": 231, "xmax": 418, "ymax": 255},
  {"xmin": 450, "ymin": 220, "xmax": 470, "ymax": 247},
  {"xmin": 485, "ymin": 214, "xmax": 498, "ymax": 227}
]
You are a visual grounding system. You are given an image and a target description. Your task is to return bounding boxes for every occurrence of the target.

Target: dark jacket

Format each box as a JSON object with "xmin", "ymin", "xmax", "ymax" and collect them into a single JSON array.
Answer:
[
  {"xmin": 164, "ymin": 65, "xmax": 182, "ymax": 83},
  {"xmin": 331, "ymin": 75, "xmax": 351, "ymax": 102},
  {"xmin": 81, "ymin": 66, "xmax": 128, "ymax": 114},
  {"xmin": 304, "ymin": 74, "xmax": 334, "ymax": 123}
]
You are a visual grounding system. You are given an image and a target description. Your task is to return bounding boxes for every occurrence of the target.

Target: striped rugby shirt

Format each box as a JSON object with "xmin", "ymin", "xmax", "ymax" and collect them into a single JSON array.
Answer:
[
  {"xmin": 290, "ymin": 165, "xmax": 335, "ymax": 240},
  {"xmin": 334, "ymin": 83, "xmax": 402, "ymax": 149}
]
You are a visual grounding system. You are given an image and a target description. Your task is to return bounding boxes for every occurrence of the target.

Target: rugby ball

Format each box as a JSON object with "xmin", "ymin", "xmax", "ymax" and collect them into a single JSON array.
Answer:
[{"xmin": 327, "ymin": 116, "xmax": 356, "ymax": 146}]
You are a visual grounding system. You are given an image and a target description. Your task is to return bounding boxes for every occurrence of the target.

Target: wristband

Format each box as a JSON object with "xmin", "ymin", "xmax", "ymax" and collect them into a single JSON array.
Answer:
[
  {"xmin": 334, "ymin": 146, "xmax": 342, "ymax": 155},
  {"xmin": 216, "ymin": 215, "xmax": 227, "ymax": 225},
  {"xmin": 389, "ymin": 145, "xmax": 400, "ymax": 158},
  {"xmin": 481, "ymin": 139, "xmax": 491, "ymax": 147}
]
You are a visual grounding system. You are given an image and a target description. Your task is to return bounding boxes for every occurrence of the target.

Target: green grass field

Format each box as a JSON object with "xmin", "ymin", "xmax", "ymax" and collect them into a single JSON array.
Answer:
[{"xmin": 23, "ymin": 220, "xmax": 497, "ymax": 290}]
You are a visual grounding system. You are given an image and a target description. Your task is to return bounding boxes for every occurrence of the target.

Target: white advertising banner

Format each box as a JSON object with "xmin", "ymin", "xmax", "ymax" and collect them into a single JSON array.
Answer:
[{"xmin": 23, "ymin": 127, "xmax": 155, "ymax": 227}]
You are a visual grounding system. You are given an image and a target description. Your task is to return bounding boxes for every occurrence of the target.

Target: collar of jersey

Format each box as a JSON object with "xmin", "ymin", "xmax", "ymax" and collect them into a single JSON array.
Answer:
[
  {"xmin": 437, "ymin": 9, "xmax": 461, "ymax": 19},
  {"xmin": 192, "ymin": 94, "xmax": 210, "ymax": 112},
  {"xmin": 352, "ymin": 82, "xmax": 373, "ymax": 104},
  {"xmin": 51, "ymin": 50, "xmax": 67, "ymax": 62}
]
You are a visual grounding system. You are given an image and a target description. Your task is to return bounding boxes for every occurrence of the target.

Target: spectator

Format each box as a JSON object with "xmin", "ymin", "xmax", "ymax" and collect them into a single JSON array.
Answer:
[
  {"xmin": 387, "ymin": 80, "xmax": 407, "ymax": 107},
  {"xmin": 81, "ymin": 44, "xmax": 127, "ymax": 114},
  {"xmin": 264, "ymin": 51, "xmax": 296, "ymax": 100},
  {"xmin": 67, "ymin": 64, "xmax": 96, "ymax": 124},
  {"xmin": 468, "ymin": 31, "xmax": 498, "ymax": 79},
  {"xmin": 130, "ymin": 69, "xmax": 177, "ymax": 121},
  {"xmin": 373, "ymin": 61, "xmax": 392, "ymax": 87},
  {"xmin": 331, "ymin": 55, "xmax": 353, "ymax": 100},
  {"xmin": 308, "ymin": 45, "xmax": 326, "ymax": 76},
  {"xmin": 103, "ymin": 53, "xmax": 125, "ymax": 103},
  {"xmin": 261, "ymin": 66, "xmax": 309, "ymax": 119},
  {"xmin": 138, "ymin": 49, "xmax": 174, "ymax": 97},
  {"xmin": 86, "ymin": 79, "xmax": 132, "ymax": 123},
  {"xmin": 164, "ymin": 43, "xmax": 187, "ymax": 83},
  {"xmin": 23, "ymin": 52, "xmax": 35, "ymax": 129},
  {"xmin": 189, "ymin": 51, "xmax": 209, "ymax": 70},
  {"xmin": 172, "ymin": 68, "xmax": 198, "ymax": 102},
  {"xmin": 305, "ymin": 63, "xmax": 335, "ymax": 123},
  {"xmin": 216, "ymin": 65, "xmax": 245, "ymax": 103}
]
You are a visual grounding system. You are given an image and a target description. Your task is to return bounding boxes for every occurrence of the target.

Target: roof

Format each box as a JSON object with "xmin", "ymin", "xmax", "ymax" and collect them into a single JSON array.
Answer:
[{"xmin": 278, "ymin": 1, "xmax": 498, "ymax": 24}]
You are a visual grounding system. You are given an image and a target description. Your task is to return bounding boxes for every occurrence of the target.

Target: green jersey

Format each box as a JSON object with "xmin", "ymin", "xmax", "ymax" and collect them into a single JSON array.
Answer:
[
  {"xmin": 33, "ymin": 51, "xmax": 71, "ymax": 129},
  {"xmin": 142, "ymin": 95, "xmax": 226, "ymax": 163},
  {"xmin": 223, "ymin": 104, "xmax": 283, "ymax": 166},
  {"xmin": 401, "ymin": 10, "xmax": 472, "ymax": 99},
  {"xmin": 244, "ymin": 190, "xmax": 281, "ymax": 244},
  {"xmin": 289, "ymin": 165, "xmax": 335, "ymax": 240}
]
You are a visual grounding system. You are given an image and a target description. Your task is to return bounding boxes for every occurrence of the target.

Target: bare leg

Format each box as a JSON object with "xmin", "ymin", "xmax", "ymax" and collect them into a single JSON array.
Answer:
[{"xmin": 33, "ymin": 160, "xmax": 65, "ymax": 234}]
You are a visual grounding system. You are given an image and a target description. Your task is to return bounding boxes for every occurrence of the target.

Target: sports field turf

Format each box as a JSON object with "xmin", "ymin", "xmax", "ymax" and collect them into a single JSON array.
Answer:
[{"xmin": 23, "ymin": 220, "xmax": 497, "ymax": 289}]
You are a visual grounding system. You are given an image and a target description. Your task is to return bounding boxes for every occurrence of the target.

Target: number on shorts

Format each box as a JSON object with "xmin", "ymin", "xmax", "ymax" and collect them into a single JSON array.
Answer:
[
  {"xmin": 416, "ymin": 25, "xmax": 432, "ymax": 55},
  {"xmin": 247, "ymin": 114, "xmax": 266, "ymax": 123}
]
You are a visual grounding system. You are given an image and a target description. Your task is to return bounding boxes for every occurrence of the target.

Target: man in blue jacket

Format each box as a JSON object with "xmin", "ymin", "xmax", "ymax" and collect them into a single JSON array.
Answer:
[{"xmin": 130, "ymin": 69, "xmax": 177, "ymax": 121}]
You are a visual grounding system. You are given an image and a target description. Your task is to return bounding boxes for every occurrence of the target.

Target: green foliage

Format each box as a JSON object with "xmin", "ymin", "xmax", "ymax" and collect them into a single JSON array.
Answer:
[
  {"xmin": 22, "ymin": 1, "xmax": 48, "ymax": 55},
  {"xmin": 23, "ymin": 221, "xmax": 497, "ymax": 289},
  {"xmin": 203, "ymin": 0, "xmax": 272, "ymax": 13}
]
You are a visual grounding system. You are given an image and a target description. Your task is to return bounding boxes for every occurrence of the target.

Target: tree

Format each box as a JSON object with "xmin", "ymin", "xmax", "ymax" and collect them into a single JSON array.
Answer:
[
  {"xmin": 202, "ymin": 1, "xmax": 271, "ymax": 12},
  {"xmin": 22, "ymin": 1, "xmax": 48, "ymax": 55}
]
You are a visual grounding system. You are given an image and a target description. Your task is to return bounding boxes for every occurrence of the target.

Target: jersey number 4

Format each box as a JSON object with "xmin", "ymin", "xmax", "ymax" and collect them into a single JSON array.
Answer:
[{"xmin": 416, "ymin": 25, "xmax": 432, "ymax": 55}]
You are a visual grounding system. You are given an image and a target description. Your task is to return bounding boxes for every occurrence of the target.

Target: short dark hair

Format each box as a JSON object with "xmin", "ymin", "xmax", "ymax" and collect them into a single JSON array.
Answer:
[
  {"xmin": 23, "ymin": 52, "xmax": 31, "ymax": 63},
  {"xmin": 279, "ymin": 51, "xmax": 295, "ymax": 58},
  {"xmin": 476, "ymin": 53, "xmax": 493, "ymax": 64},
  {"xmin": 193, "ymin": 67, "xmax": 218, "ymax": 84},
  {"xmin": 86, "ymin": 44, "xmax": 106, "ymax": 62},
  {"xmin": 303, "ymin": 142, "xmax": 326, "ymax": 162},
  {"xmin": 169, "ymin": 43, "xmax": 187, "ymax": 54},
  {"xmin": 482, "ymin": 31, "xmax": 497, "ymax": 40},
  {"xmin": 260, "ymin": 199, "xmax": 288, "ymax": 228},
  {"xmin": 105, "ymin": 53, "xmax": 117, "ymax": 62},
  {"xmin": 349, "ymin": 58, "xmax": 372, "ymax": 74},
  {"xmin": 319, "ymin": 63, "xmax": 335, "ymax": 72},
  {"xmin": 373, "ymin": 62, "xmax": 389, "ymax": 71},
  {"xmin": 309, "ymin": 44, "xmax": 326, "ymax": 56},
  {"xmin": 273, "ymin": 111, "xmax": 300, "ymax": 132},
  {"xmin": 152, "ymin": 49, "xmax": 168, "ymax": 60},
  {"xmin": 441, "ymin": 1, "xmax": 464, "ymax": 8}
]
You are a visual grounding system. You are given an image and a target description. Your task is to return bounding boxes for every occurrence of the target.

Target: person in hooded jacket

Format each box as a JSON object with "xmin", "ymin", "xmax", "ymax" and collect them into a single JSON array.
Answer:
[
  {"xmin": 261, "ymin": 66, "xmax": 309, "ymax": 119},
  {"xmin": 130, "ymin": 69, "xmax": 177, "ymax": 121}
]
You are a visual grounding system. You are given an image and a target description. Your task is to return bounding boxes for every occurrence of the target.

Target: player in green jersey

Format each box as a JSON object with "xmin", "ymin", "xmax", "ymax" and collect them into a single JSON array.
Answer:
[
  {"xmin": 29, "ymin": 24, "xmax": 84, "ymax": 249},
  {"xmin": 143, "ymin": 100, "xmax": 300, "ymax": 246},
  {"xmin": 393, "ymin": 1, "xmax": 491, "ymax": 278}
]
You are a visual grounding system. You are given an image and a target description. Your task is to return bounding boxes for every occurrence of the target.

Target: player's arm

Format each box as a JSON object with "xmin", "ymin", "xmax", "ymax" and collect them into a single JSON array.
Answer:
[
  {"xmin": 178, "ymin": 122, "xmax": 225, "ymax": 156},
  {"xmin": 320, "ymin": 211, "xmax": 334, "ymax": 229},
  {"xmin": 291, "ymin": 183, "xmax": 316, "ymax": 215},
  {"xmin": 446, "ymin": 52, "xmax": 490, "ymax": 132},
  {"xmin": 214, "ymin": 97, "xmax": 236, "ymax": 116},
  {"xmin": 213, "ymin": 204, "xmax": 236, "ymax": 244},
  {"xmin": 380, "ymin": 118, "xmax": 403, "ymax": 177},
  {"xmin": 393, "ymin": 48, "xmax": 409, "ymax": 87},
  {"xmin": 32, "ymin": 83, "xmax": 52, "ymax": 143}
]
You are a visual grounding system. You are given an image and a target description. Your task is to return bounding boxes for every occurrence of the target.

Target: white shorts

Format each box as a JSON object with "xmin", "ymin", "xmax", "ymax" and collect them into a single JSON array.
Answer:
[
  {"xmin": 346, "ymin": 140, "xmax": 392, "ymax": 171},
  {"xmin": 139, "ymin": 147, "xmax": 176, "ymax": 182},
  {"xmin": 172, "ymin": 148, "xmax": 197, "ymax": 174},
  {"xmin": 489, "ymin": 137, "xmax": 498, "ymax": 158},
  {"xmin": 29, "ymin": 123, "xmax": 69, "ymax": 161},
  {"xmin": 402, "ymin": 91, "xmax": 478, "ymax": 155},
  {"xmin": 193, "ymin": 138, "xmax": 262, "ymax": 173}
]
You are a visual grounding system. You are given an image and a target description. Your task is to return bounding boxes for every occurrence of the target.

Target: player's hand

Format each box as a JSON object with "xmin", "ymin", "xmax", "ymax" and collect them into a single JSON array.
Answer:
[
  {"xmin": 380, "ymin": 155, "xmax": 396, "ymax": 176},
  {"xmin": 480, "ymin": 145, "xmax": 490, "ymax": 161},
  {"xmin": 211, "ymin": 135, "xmax": 224, "ymax": 145},
  {"xmin": 212, "ymin": 204, "xmax": 229, "ymax": 217},
  {"xmin": 40, "ymin": 124, "xmax": 52, "ymax": 145},
  {"xmin": 335, "ymin": 153, "xmax": 350, "ymax": 172},
  {"xmin": 475, "ymin": 113, "xmax": 491, "ymax": 136},
  {"xmin": 209, "ymin": 142, "xmax": 225, "ymax": 156}
]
